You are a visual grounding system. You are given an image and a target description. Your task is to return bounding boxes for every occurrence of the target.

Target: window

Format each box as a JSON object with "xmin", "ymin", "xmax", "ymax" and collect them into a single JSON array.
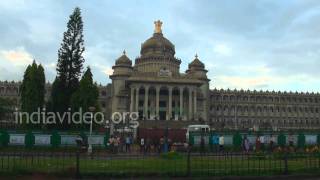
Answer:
[{"xmin": 101, "ymin": 91, "xmax": 107, "ymax": 96}]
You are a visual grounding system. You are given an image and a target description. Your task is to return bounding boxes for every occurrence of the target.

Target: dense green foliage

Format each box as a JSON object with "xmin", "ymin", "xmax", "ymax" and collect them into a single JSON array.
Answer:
[
  {"xmin": 297, "ymin": 133, "xmax": 305, "ymax": 148},
  {"xmin": 20, "ymin": 61, "xmax": 45, "ymax": 113},
  {"xmin": 49, "ymin": 7, "xmax": 86, "ymax": 129},
  {"xmin": 24, "ymin": 131, "xmax": 35, "ymax": 148},
  {"xmin": 0, "ymin": 130, "xmax": 9, "ymax": 147},
  {"xmin": 232, "ymin": 132, "xmax": 242, "ymax": 149},
  {"xmin": 277, "ymin": 133, "xmax": 286, "ymax": 147},
  {"xmin": 71, "ymin": 67, "xmax": 99, "ymax": 129},
  {"xmin": 20, "ymin": 61, "xmax": 46, "ymax": 129},
  {"xmin": 50, "ymin": 131, "xmax": 61, "ymax": 148},
  {"xmin": 0, "ymin": 97, "xmax": 14, "ymax": 120}
]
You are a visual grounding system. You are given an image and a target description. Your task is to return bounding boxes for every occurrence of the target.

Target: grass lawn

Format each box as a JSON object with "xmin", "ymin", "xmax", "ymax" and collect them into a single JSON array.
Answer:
[{"xmin": 0, "ymin": 153, "xmax": 319, "ymax": 177}]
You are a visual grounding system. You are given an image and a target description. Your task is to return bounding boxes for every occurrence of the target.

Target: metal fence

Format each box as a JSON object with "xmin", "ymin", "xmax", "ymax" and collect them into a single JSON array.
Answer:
[{"xmin": 0, "ymin": 151, "xmax": 319, "ymax": 178}]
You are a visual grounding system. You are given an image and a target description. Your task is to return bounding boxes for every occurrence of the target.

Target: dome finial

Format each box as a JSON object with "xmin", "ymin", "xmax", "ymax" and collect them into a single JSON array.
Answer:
[
  {"xmin": 123, "ymin": 50, "xmax": 126, "ymax": 55},
  {"xmin": 154, "ymin": 20, "xmax": 163, "ymax": 33},
  {"xmin": 195, "ymin": 53, "xmax": 198, "ymax": 59}
]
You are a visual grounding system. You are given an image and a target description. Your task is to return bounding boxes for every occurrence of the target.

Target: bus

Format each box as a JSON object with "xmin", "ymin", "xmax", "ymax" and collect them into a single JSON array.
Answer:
[{"xmin": 186, "ymin": 125, "xmax": 211, "ymax": 143}]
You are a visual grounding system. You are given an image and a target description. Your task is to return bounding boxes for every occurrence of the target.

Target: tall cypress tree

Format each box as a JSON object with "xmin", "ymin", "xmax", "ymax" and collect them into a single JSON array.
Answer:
[
  {"xmin": 55, "ymin": 7, "xmax": 85, "ymax": 106},
  {"xmin": 50, "ymin": 7, "xmax": 85, "ymax": 129},
  {"xmin": 20, "ymin": 61, "xmax": 46, "ymax": 129}
]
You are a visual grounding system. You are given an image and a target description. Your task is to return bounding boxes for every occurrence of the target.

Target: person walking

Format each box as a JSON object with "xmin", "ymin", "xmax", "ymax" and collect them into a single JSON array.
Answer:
[
  {"xmin": 219, "ymin": 135, "xmax": 224, "ymax": 153},
  {"xmin": 269, "ymin": 134, "xmax": 275, "ymax": 152},
  {"xmin": 260, "ymin": 135, "xmax": 265, "ymax": 152},
  {"xmin": 243, "ymin": 135, "xmax": 250, "ymax": 154},
  {"xmin": 200, "ymin": 136, "xmax": 205, "ymax": 154},
  {"xmin": 255, "ymin": 135, "xmax": 261, "ymax": 152},
  {"xmin": 125, "ymin": 135, "xmax": 131, "ymax": 153},
  {"xmin": 109, "ymin": 136, "xmax": 114, "ymax": 153},
  {"xmin": 114, "ymin": 136, "xmax": 120, "ymax": 154},
  {"xmin": 140, "ymin": 137, "xmax": 145, "ymax": 154}
]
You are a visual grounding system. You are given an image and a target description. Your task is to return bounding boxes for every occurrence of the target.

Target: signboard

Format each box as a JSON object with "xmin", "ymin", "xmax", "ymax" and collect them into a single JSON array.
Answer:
[
  {"xmin": 9, "ymin": 134, "xmax": 25, "ymax": 145},
  {"xmin": 35, "ymin": 135, "xmax": 51, "ymax": 146},
  {"xmin": 88, "ymin": 135, "xmax": 104, "ymax": 145},
  {"xmin": 305, "ymin": 135, "xmax": 317, "ymax": 145},
  {"xmin": 61, "ymin": 135, "xmax": 77, "ymax": 145}
]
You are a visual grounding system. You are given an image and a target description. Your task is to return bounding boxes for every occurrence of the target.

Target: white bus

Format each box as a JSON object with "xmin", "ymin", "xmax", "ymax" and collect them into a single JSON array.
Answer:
[{"xmin": 186, "ymin": 125, "xmax": 211, "ymax": 143}]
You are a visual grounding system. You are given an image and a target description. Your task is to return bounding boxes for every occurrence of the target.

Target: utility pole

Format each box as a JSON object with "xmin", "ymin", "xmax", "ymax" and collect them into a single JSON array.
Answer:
[{"xmin": 88, "ymin": 106, "xmax": 96, "ymax": 155}]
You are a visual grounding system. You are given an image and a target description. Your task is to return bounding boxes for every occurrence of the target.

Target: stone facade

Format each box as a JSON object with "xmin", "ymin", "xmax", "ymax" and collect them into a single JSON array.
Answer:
[
  {"xmin": 1, "ymin": 21, "xmax": 320, "ymax": 130},
  {"xmin": 210, "ymin": 89, "xmax": 320, "ymax": 130},
  {"xmin": 109, "ymin": 21, "xmax": 210, "ymax": 125},
  {"xmin": 0, "ymin": 81, "xmax": 111, "ymax": 115}
]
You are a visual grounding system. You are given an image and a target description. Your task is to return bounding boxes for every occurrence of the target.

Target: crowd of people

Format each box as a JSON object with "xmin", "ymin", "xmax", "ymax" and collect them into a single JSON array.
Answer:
[
  {"xmin": 106, "ymin": 133, "xmax": 301, "ymax": 154},
  {"xmin": 107, "ymin": 134, "xmax": 175, "ymax": 154},
  {"xmin": 108, "ymin": 135, "xmax": 133, "ymax": 153},
  {"xmin": 241, "ymin": 134, "xmax": 295, "ymax": 153}
]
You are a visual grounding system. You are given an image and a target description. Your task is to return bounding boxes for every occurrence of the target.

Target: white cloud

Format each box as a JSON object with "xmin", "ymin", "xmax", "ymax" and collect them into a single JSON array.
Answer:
[
  {"xmin": 92, "ymin": 64, "xmax": 113, "ymax": 76},
  {"xmin": 213, "ymin": 43, "xmax": 232, "ymax": 56},
  {"xmin": 0, "ymin": 47, "xmax": 33, "ymax": 66}
]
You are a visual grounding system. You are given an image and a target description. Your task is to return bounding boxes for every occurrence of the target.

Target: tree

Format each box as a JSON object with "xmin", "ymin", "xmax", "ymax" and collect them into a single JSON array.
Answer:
[
  {"xmin": 71, "ymin": 67, "xmax": 99, "ymax": 129},
  {"xmin": 48, "ymin": 77, "xmax": 69, "ymax": 129},
  {"xmin": 53, "ymin": 7, "xmax": 85, "ymax": 113},
  {"xmin": 0, "ymin": 97, "xmax": 14, "ymax": 120},
  {"xmin": 20, "ymin": 60, "xmax": 46, "ymax": 129}
]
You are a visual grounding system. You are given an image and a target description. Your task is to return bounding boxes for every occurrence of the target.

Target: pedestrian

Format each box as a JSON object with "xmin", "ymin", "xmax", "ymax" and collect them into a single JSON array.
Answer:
[
  {"xmin": 270, "ymin": 134, "xmax": 275, "ymax": 152},
  {"xmin": 213, "ymin": 135, "xmax": 219, "ymax": 152},
  {"xmin": 160, "ymin": 137, "xmax": 164, "ymax": 153},
  {"xmin": 243, "ymin": 135, "xmax": 250, "ymax": 154},
  {"xmin": 140, "ymin": 137, "xmax": 145, "ymax": 154},
  {"xmin": 288, "ymin": 133, "xmax": 294, "ymax": 147},
  {"xmin": 219, "ymin": 135, "xmax": 224, "ymax": 152},
  {"xmin": 125, "ymin": 135, "xmax": 131, "ymax": 153},
  {"xmin": 260, "ymin": 135, "xmax": 265, "ymax": 152},
  {"xmin": 146, "ymin": 138, "xmax": 151, "ymax": 153},
  {"xmin": 109, "ymin": 135, "xmax": 114, "ymax": 153},
  {"xmin": 255, "ymin": 135, "xmax": 261, "ymax": 152},
  {"xmin": 168, "ymin": 138, "xmax": 172, "ymax": 152},
  {"xmin": 200, "ymin": 136, "xmax": 205, "ymax": 154},
  {"xmin": 114, "ymin": 136, "xmax": 120, "ymax": 154}
]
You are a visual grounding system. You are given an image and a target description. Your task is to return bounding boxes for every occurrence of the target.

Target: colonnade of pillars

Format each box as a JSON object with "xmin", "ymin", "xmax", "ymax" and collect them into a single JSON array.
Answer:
[{"xmin": 129, "ymin": 85, "xmax": 197, "ymax": 120}]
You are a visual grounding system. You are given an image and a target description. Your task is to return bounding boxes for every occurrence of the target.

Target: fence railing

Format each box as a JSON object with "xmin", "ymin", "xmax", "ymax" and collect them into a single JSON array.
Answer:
[{"xmin": 0, "ymin": 151, "xmax": 319, "ymax": 178}]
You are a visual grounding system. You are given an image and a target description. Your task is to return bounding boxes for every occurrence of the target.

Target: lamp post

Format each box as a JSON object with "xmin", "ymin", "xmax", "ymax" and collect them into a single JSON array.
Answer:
[{"xmin": 88, "ymin": 106, "xmax": 96, "ymax": 154}]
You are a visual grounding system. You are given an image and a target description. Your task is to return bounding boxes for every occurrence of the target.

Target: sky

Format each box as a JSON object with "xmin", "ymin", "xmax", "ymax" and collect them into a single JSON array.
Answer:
[{"xmin": 1, "ymin": 0, "xmax": 320, "ymax": 92}]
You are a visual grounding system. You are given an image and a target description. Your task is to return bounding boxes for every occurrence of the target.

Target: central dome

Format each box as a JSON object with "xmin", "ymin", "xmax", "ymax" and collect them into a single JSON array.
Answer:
[
  {"xmin": 140, "ymin": 20, "xmax": 175, "ymax": 57},
  {"xmin": 134, "ymin": 20, "xmax": 181, "ymax": 75}
]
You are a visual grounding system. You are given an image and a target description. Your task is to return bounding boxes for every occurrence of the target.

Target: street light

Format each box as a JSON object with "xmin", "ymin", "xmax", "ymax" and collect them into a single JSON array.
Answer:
[{"xmin": 88, "ymin": 106, "xmax": 96, "ymax": 155}]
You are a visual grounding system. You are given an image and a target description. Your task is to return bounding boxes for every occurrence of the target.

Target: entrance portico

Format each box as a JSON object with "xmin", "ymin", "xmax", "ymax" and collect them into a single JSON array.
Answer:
[{"xmin": 129, "ymin": 84, "xmax": 199, "ymax": 121}]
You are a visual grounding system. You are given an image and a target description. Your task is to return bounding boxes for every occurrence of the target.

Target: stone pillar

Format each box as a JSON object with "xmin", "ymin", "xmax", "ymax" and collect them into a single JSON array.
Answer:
[
  {"xmin": 144, "ymin": 86, "xmax": 149, "ymax": 119},
  {"xmin": 130, "ymin": 87, "xmax": 134, "ymax": 113},
  {"xmin": 168, "ymin": 86, "xmax": 172, "ymax": 120},
  {"xmin": 179, "ymin": 87, "xmax": 183, "ymax": 118},
  {"xmin": 135, "ymin": 87, "xmax": 139, "ymax": 112},
  {"xmin": 188, "ymin": 88, "xmax": 193, "ymax": 120},
  {"xmin": 156, "ymin": 86, "xmax": 160, "ymax": 120},
  {"xmin": 193, "ymin": 89, "xmax": 197, "ymax": 120}
]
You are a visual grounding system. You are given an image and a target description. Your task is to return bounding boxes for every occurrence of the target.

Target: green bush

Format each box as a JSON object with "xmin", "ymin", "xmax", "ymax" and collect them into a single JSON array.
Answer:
[
  {"xmin": 51, "ymin": 131, "xmax": 61, "ymax": 148},
  {"xmin": 161, "ymin": 151, "xmax": 183, "ymax": 160},
  {"xmin": 25, "ymin": 131, "xmax": 35, "ymax": 148},
  {"xmin": 0, "ymin": 130, "xmax": 9, "ymax": 147}
]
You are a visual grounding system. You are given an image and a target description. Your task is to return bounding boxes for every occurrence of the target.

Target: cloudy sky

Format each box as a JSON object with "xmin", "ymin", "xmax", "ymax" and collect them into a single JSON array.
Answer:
[{"xmin": 1, "ymin": 0, "xmax": 320, "ymax": 92}]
